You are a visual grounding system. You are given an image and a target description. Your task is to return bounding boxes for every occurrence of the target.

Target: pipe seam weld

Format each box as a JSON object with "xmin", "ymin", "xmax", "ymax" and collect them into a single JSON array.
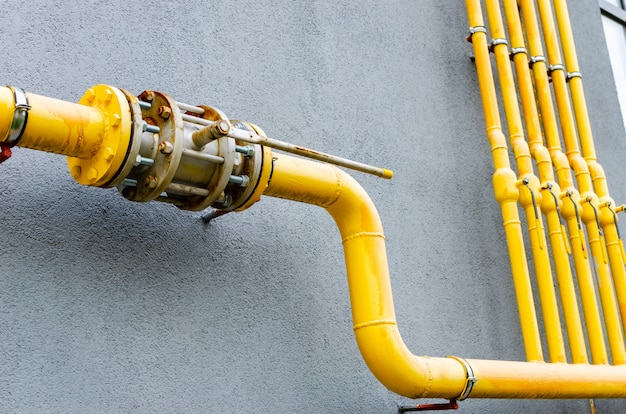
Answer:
[
  {"xmin": 419, "ymin": 356, "xmax": 434, "ymax": 398},
  {"xmin": 352, "ymin": 319, "xmax": 397, "ymax": 331},
  {"xmin": 342, "ymin": 231, "xmax": 386, "ymax": 244}
]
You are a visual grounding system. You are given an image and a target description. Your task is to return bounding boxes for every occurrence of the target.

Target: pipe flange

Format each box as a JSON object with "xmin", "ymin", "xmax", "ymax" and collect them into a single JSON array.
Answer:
[
  {"xmin": 106, "ymin": 89, "xmax": 147, "ymax": 188},
  {"xmin": 119, "ymin": 90, "xmax": 184, "ymax": 201},
  {"xmin": 6, "ymin": 86, "xmax": 30, "ymax": 147},
  {"xmin": 234, "ymin": 122, "xmax": 273, "ymax": 212},
  {"xmin": 67, "ymin": 85, "xmax": 133, "ymax": 186},
  {"xmin": 171, "ymin": 106, "xmax": 236, "ymax": 211}
]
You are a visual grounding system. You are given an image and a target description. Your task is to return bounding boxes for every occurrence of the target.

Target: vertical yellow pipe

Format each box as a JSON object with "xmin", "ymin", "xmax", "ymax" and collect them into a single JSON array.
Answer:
[
  {"xmin": 553, "ymin": 0, "xmax": 626, "ymax": 338},
  {"xmin": 504, "ymin": 0, "xmax": 587, "ymax": 364},
  {"xmin": 485, "ymin": 0, "xmax": 565, "ymax": 363},
  {"xmin": 467, "ymin": 0, "xmax": 543, "ymax": 362},
  {"xmin": 519, "ymin": 0, "xmax": 602, "ymax": 365},
  {"xmin": 536, "ymin": 0, "xmax": 625, "ymax": 365}
]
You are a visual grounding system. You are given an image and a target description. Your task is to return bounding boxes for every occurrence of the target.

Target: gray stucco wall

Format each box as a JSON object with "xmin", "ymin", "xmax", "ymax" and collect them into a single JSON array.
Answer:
[{"xmin": 0, "ymin": 1, "xmax": 625, "ymax": 413}]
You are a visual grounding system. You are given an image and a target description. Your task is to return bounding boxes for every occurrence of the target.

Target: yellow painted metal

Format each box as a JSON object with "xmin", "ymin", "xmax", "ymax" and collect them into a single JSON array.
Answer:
[
  {"xmin": 505, "ymin": 0, "xmax": 587, "ymax": 364},
  {"xmin": 67, "ymin": 85, "xmax": 133, "ymax": 187},
  {"xmin": 535, "ymin": 0, "xmax": 626, "ymax": 365},
  {"xmin": 553, "ymin": 0, "xmax": 626, "ymax": 337},
  {"xmin": 0, "ymin": 84, "xmax": 132, "ymax": 188},
  {"xmin": 9, "ymin": 91, "xmax": 105, "ymax": 158},
  {"xmin": 484, "ymin": 0, "xmax": 566, "ymax": 363},
  {"xmin": 234, "ymin": 122, "xmax": 273, "ymax": 212},
  {"xmin": 265, "ymin": 151, "xmax": 626, "ymax": 399},
  {"xmin": 518, "ymin": 0, "xmax": 606, "ymax": 365},
  {"xmin": 0, "ymin": 87, "xmax": 14, "ymax": 142},
  {"xmin": 467, "ymin": 0, "xmax": 543, "ymax": 362}
]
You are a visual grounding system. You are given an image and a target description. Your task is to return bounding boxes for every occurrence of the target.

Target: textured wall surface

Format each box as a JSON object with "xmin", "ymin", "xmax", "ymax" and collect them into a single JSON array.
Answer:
[{"xmin": 0, "ymin": 1, "xmax": 625, "ymax": 413}]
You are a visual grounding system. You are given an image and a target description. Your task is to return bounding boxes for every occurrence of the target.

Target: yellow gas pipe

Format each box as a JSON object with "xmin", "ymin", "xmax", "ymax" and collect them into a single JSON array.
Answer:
[
  {"xmin": 510, "ymin": 0, "xmax": 589, "ymax": 365},
  {"xmin": 265, "ymin": 152, "xmax": 626, "ymax": 400},
  {"xmin": 535, "ymin": 0, "xmax": 626, "ymax": 365},
  {"xmin": 466, "ymin": 0, "xmax": 543, "ymax": 363},
  {"xmin": 484, "ymin": 0, "xmax": 566, "ymax": 363},
  {"xmin": 3, "ymin": 79, "xmax": 626, "ymax": 400},
  {"xmin": 520, "ymin": 0, "xmax": 609, "ymax": 365},
  {"xmin": 552, "ymin": 0, "xmax": 626, "ymax": 336}
]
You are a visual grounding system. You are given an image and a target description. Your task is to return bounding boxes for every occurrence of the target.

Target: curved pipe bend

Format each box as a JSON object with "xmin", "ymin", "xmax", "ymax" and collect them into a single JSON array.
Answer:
[{"xmin": 264, "ymin": 152, "xmax": 626, "ymax": 400}]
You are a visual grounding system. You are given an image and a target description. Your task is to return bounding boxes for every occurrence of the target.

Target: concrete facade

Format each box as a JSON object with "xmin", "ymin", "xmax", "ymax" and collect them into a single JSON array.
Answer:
[{"xmin": 0, "ymin": 1, "xmax": 625, "ymax": 412}]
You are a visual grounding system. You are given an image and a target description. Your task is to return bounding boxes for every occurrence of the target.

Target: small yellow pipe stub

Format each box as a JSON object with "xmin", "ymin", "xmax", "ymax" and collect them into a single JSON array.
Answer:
[{"xmin": 67, "ymin": 85, "xmax": 132, "ymax": 187}]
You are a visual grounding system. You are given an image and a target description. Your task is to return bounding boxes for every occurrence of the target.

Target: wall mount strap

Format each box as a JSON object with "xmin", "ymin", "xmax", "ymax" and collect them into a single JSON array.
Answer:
[
  {"xmin": 447, "ymin": 356, "xmax": 478, "ymax": 401},
  {"xmin": 6, "ymin": 86, "xmax": 30, "ymax": 147}
]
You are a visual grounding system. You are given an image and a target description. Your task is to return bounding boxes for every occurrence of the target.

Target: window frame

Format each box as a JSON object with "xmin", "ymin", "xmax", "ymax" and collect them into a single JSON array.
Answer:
[{"xmin": 600, "ymin": 0, "xmax": 626, "ymax": 25}]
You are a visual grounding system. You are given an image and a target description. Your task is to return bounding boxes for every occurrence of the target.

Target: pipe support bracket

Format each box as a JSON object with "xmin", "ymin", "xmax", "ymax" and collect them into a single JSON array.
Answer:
[
  {"xmin": 447, "ymin": 357, "xmax": 477, "ymax": 401},
  {"xmin": 6, "ymin": 86, "xmax": 30, "ymax": 147}
]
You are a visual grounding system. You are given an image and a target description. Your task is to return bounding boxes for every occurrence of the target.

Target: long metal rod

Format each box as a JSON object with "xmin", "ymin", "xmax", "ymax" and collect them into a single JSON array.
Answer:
[{"xmin": 227, "ymin": 127, "xmax": 393, "ymax": 179}]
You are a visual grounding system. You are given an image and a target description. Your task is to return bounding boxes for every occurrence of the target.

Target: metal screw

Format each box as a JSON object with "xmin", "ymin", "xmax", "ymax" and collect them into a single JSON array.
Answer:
[
  {"xmin": 85, "ymin": 88, "xmax": 96, "ymax": 103},
  {"xmin": 134, "ymin": 155, "xmax": 154, "ymax": 166},
  {"xmin": 122, "ymin": 178, "xmax": 138, "ymax": 187},
  {"xmin": 159, "ymin": 141, "xmax": 174, "ymax": 154},
  {"xmin": 144, "ymin": 175, "xmax": 158, "ymax": 189},
  {"xmin": 143, "ymin": 123, "xmax": 160, "ymax": 133},
  {"xmin": 158, "ymin": 106, "xmax": 171, "ymax": 119},
  {"xmin": 110, "ymin": 114, "xmax": 121, "ymax": 127},
  {"xmin": 138, "ymin": 101, "xmax": 151, "ymax": 109},
  {"xmin": 235, "ymin": 145, "xmax": 255, "ymax": 157},
  {"xmin": 87, "ymin": 168, "xmax": 99, "ymax": 183},
  {"xmin": 229, "ymin": 175, "xmax": 249, "ymax": 187},
  {"xmin": 103, "ymin": 147, "xmax": 115, "ymax": 161},
  {"xmin": 216, "ymin": 194, "xmax": 232, "ymax": 207},
  {"xmin": 141, "ymin": 91, "xmax": 155, "ymax": 102}
]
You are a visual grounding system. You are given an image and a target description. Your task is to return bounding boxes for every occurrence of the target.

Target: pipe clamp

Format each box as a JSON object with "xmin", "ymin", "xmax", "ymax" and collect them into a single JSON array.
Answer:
[
  {"xmin": 448, "ymin": 356, "xmax": 477, "ymax": 401},
  {"xmin": 6, "ymin": 86, "xmax": 30, "ymax": 146}
]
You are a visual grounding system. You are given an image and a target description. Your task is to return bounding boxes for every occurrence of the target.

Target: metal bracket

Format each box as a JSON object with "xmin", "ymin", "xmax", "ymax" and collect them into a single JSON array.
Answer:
[
  {"xmin": 6, "ymin": 86, "xmax": 30, "ymax": 147},
  {"xmin": 465, "ymin": 25, "xmax": 486, "ymax": 43},
  {"xmin": 566, "ymin": 71, "xmax": 582, "ymax": 81},
  {"xmin": 447, "ymin": 356, "xmax": 478, "ymax": 401}
]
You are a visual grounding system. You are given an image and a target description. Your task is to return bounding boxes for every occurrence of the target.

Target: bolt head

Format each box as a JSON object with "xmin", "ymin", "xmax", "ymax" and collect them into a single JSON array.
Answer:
[
  {"xmin": 144, "ymin": 175, "xmax": 158, "ymax": 189},
  {"xmin": 85, "ymin": 88, "xmax": 96, "ymax": 103},
  {"xmin": 140, "ymin": 91, "xmax": 155, "ymax": 102},
  {"xmin": 217, "ymin": 120, "xmax": 230, "ymax": 134},
  {"xmin": 103, "ymin": 147, "xmax": 115, "ymax": 161},
  {"xmin": 158, "ymin": 141, "xmax": 174, "ymax": 154},
  {"xmin": 87, "ymin": 168, "xmax": 99, "ymax": 183},
  {"xmin": 110, "ymin": 114, "xmax": 121, "ymax": 127},
  {"xmin": 158, "ymin": 106, "xmax": 172, "ymax": 119}
]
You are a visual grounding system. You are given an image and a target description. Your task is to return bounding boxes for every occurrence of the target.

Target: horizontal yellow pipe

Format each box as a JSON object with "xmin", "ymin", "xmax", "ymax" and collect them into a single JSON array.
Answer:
[
  {"xmin": 0, "ymin": 86, "xmax": 107, "ymax": 158},
  {"xmin": 264, "ymin": 152, "xmax": 626, "ymax": 399}
]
